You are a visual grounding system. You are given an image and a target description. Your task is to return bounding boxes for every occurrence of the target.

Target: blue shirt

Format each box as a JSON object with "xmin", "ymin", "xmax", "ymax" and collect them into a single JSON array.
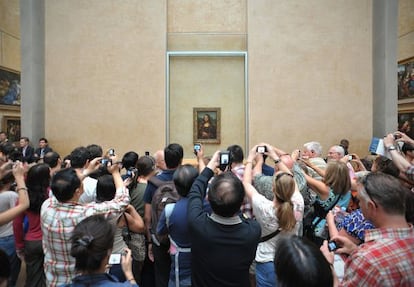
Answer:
[{"xmin": 157, "ymin": 198, "xmax": 192, "ymax": 282}]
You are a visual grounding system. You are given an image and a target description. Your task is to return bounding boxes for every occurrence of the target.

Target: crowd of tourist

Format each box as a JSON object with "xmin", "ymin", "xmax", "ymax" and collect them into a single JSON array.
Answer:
[{"xmin": 0, "ymin": 132, "xmax": 413, "ymax": 287}]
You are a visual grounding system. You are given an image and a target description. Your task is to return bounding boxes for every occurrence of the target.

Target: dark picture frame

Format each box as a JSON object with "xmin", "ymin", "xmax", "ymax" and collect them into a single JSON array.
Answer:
[
  {"xmin": 398, "ymin": 57, "xmax": 414, "ymax": 100},
  {"xmin": 193, "ymin": 107, "xmax": 221, "ymax": 144},
  {"xmin": 0, "ymin": 66, "xmax": 21, "ymax": 106},
  {"xmin": 2, "ymin": 116, "xmax": 21, "ymax": 143}
]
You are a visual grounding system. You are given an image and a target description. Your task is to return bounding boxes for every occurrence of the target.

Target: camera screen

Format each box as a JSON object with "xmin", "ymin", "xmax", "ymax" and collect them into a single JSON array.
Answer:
[
  {"xmin": 108, "ymin": 253, "xmax": 121, "ymax": 264},
  {"xmin": 257, "ymin": 146, "xmax": 266, "ymax": 153},
  {"xmin": 108, "ymin": 149, "xmax": 115, "ymax": 156},
  {"xmin": 328, "ymin": 241, "xmax": 338, "ymax": 252},
  {"xmin": 194, "ymin": 144, "xmax": 201, "ymax": 151},
  {"xmin": 220, "ymin": 153, "xmax": 229, "ymax": 164}
]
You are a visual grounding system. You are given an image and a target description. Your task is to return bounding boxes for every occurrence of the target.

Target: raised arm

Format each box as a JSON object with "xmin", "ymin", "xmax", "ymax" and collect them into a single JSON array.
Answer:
[
  {"xmin": 243, "ymin": 145, "xmax": 260, "ymax": 200},
  {"xmin": 303, "ymin": 172, "xmax": 330, "ymax": 200},
  {"xmin": 0, "ymin": 162, "xmax": 29, "ymax": 225},
  {"xmin": 383, "ymin": 133, "xmax": 413, "ymax": 173},
  {"xmin": 195, "ymin": 143, "xmax": 206, "ymax": 173}
]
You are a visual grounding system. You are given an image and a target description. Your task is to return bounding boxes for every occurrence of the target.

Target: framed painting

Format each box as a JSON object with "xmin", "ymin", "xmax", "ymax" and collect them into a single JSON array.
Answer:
[
  {"xmin": 193, "ymin": 107, "xmax": 221, "ymax": 144},
  {"xmin": 2, "ymin": 116, "xmax": 21, "ymax": 143},
  {"xmin": 398, "ymin": 57, "xmax": 414, "ymax": 100},
  {"xmin": 0, "ymin": 66, "xmax": 21, "ymax": 106}
]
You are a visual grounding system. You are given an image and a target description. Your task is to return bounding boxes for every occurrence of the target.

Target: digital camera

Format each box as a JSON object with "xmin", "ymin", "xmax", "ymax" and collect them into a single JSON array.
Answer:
[
  {"xmin": 328, "ymin": 240, "xmax": 338, "ymax": 252},
  {"xmin": 101, "ymin": 158, "xmax": 112, "ymax": 166},
  {"xmin": 257, "ymin": 146, "xmax": 267, "ymax": 153}
]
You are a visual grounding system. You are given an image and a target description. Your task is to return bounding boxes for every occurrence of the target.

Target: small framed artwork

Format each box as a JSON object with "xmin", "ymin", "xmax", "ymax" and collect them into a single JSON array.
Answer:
[
  {"xmin": 0, "ymin": 66, "xmax": 21, "ymax": 107},
  {"xmin": 2, "ymin": 116, "xmax": 21, "ymax": 143},
  {"xmin": 398, "ymin": 57, "xmax": 414, "ymax": 100},
  {"xmin": 193, "ymin": 107, "xmax": 221, "ymax": 144}
]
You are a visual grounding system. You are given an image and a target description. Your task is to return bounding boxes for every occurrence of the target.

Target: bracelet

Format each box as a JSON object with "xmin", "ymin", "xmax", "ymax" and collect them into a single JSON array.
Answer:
[
  {"xmin": 16, "ymin": 187, "xmax": 28, "ymax": 192},
  {"xmin": 387, "ymin": 146, "xmax": 397, "ymax": 152},
  {"xmin": 274, "ymin": 158, "xmax": 281, "ymax": 165}
]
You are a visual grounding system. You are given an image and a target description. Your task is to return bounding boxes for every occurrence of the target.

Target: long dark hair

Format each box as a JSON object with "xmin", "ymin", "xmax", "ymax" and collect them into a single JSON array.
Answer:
[{"xmin": 26, "ymin": 163, "xmax": 50, "ymax": 213}]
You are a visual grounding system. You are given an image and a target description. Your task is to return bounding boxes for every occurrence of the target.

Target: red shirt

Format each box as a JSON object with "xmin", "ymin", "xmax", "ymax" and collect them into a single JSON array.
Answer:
[{"xmin": 13, "ymin": 207, "xmax": 43, "ymax": 250}]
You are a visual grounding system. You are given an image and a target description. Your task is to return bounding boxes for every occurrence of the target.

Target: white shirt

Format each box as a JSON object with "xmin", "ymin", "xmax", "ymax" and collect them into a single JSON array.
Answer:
[{"xmin": 79, "ymin": 176, "xmax": 98, "ymax": 204}]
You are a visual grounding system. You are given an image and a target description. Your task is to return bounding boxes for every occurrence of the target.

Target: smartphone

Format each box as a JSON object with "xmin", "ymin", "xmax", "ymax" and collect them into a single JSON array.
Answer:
[
  {"xmin": 145, "ymin": 151, "xmax": 150, "ymax": 156},
  {"xmin": 108, "ymin": 253, "xmax": 121, "ymax": 264},
  {"xmin": 328, "ymin": 241, "xmax": 338, "ymax": 252},
  {"xmin": 194, "ymin": 143, "xmax": 201, "ymax": 154},
  {"xmin": 108, "ymin": 149, "xmax": 115, "ymax": 156},
  {"xmin": 348, "ymin": 155, "xmax": 353, "ymax": 161},
  {"xmin": 219, "ymin": 151, "xmax": 230, "ymax": 171},
  {"xmin": 256, "ymin": 146, "xmax": 267, "ymax": 154}
]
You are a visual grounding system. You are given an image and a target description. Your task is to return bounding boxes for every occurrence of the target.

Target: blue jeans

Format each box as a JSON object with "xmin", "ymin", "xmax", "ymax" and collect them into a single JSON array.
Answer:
[
  {"xmin": 256, "ymin": 261, "xmax": 277, "ymax": 287},
  {"xmin": 0, "ymin": 234, "xmax": 21, "ymax": 287}
]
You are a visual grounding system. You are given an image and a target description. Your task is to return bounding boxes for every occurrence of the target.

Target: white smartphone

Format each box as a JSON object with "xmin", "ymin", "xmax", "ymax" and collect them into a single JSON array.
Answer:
[{"xmin": 108, "ymin": 253, "xmax": 121, "ymax": 265}]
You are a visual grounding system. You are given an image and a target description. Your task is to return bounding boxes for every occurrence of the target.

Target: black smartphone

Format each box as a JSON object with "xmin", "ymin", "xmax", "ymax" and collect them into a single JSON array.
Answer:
[
  {"xmin": 328, "ymin": 240, "xmax": 338, "ymax": 252},
  {"xmin": 256, "ymin": 146, "xmax": 267, "ymax": 153},
  {"xmin": 219, "ymin": 151, "xmax": 230, "ymax": 171},
  {"xmin": 145, "ymin": 151, "xmax": 150, "ymax": 156},
  {"xmin": 108, "ymin": 149, "xmax": 115, "ymax": 156}
]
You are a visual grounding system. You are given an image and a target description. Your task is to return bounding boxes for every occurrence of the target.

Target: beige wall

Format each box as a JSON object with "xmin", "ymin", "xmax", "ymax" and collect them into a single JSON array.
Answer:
[
  {"xmin": 248, "ymin": 0, "xmax": 372, "ymax": 155},
  {"xmin": 398, "ymin": 0, "xmax": 414, "ymax": 61},
  {"xmin": 0, "ymin": 0, "xmax": 20, "ymax": 135},
  {"xmin": 42, "ymin": 0, "xmax": 374, "ymax": 158},
  {"xmin": 45, "ymin": 0, "xmax": 167, "ymax": 156}
]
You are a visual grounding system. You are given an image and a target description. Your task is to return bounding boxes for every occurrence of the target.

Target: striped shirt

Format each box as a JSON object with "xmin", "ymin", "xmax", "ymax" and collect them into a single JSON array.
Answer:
[
  {"xmin": 341, "ymin": 227, "xmax": 414, "ymax": 286},
  {"xmin": 40, "ymin": 187, "xmax": 130, "ymax": 287}
]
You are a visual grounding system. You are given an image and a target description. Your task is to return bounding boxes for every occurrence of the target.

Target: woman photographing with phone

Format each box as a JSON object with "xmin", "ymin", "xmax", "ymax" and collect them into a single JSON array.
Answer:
[
  {"xmin": 61, "ymin": 214, "xmax": 139, "ymax": 286},
  {"xmin": 243, "ymin": 144, "xmax": 298, "ymax": 287}
]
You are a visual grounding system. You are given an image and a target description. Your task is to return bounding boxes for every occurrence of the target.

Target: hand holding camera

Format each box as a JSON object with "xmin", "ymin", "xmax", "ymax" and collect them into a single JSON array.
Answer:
[{"xmin": 194, "ymin": 143, "xmax": 202, "ymax": 156}]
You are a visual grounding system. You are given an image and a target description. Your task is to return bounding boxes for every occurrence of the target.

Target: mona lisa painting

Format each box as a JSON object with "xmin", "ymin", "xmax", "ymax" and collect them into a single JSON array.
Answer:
[{"xmin": 193, "ymin": 107, "xmax": 221, "ymax": 144}]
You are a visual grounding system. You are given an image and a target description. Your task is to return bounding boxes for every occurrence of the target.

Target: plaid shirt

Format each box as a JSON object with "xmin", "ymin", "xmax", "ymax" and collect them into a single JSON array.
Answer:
[
  {"xmin": 41, "ymin": 187, "xmax": 130, "ymax": 287},
  {"xmin": 341, "ymin": 227, "xmax": 414, "ymax": 287}
]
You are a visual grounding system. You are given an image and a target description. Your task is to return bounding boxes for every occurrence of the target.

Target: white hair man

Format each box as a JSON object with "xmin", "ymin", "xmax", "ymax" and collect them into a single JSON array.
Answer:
[{"xmin": 303, "ymin": 141, "xmax": 327, "ymax": 180}]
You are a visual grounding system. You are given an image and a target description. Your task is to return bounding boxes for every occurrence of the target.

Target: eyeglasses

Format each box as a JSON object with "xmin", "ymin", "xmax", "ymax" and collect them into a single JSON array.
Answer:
[{"xmin": 359, "ymin": 174, "xmax": 378, "ymax": 208}]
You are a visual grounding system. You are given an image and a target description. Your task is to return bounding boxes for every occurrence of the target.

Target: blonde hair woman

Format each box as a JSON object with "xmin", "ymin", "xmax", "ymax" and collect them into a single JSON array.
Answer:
[{"xmin": 243, "ymin": 144, "xmax": 297, "ymax": 287}]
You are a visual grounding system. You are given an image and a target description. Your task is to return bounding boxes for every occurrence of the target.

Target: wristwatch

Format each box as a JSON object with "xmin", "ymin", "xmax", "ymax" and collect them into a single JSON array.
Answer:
[
  {"xmin": 274, "ymin": 158, "xmax": 281, "ymax": 165},
  {"xmin": 387, "ymin": 146, "xmax": 397, "ymax": 152}
]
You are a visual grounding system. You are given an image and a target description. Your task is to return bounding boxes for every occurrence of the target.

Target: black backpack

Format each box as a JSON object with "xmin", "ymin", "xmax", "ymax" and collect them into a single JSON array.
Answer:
[
  {"xmin": 303, "ymin": 195, "xmax": 341, "ymax": 246},
  {"xmin": 149, "ymin": 176, "xmax": 180, "ymax": 246}
]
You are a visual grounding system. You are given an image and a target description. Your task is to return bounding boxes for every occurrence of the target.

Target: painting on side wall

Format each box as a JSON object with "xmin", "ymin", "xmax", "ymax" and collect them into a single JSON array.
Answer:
[
  {"xmin": 398, "ymin": 57, "xmax": 414, "ymax": 100},
  {"xmin": 2, "ymin": 116, "xmax": 21, "ymax": 143},
  {"xmin": 193, "ymin": 107, "xmax": 221, "ymax": 144},
  {"xmin": 0, "ymin": 66, "xmax": 21, "ymax": 107}
]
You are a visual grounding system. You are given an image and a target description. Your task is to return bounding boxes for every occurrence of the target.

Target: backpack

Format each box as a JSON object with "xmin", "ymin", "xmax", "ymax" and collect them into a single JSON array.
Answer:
[
  {"xmin": 149, "ymin": 176, "xmax": 180, "ymax": 246},
  {"xmin": 303, "ymin": 195, "xmax": 341, "ymax": 246}
]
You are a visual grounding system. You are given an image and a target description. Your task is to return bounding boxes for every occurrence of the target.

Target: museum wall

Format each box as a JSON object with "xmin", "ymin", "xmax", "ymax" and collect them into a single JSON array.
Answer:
[
  {"xmin": 0, "ymin": 0, "xmax": 20, "ymax": 140},
  {"xmin": 398, "ymin": 0, "xmax": 414, "ymax": 62},
  {"xmin": 44, "ymin": 0, "xmax": 376, "ymax": 158}
]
